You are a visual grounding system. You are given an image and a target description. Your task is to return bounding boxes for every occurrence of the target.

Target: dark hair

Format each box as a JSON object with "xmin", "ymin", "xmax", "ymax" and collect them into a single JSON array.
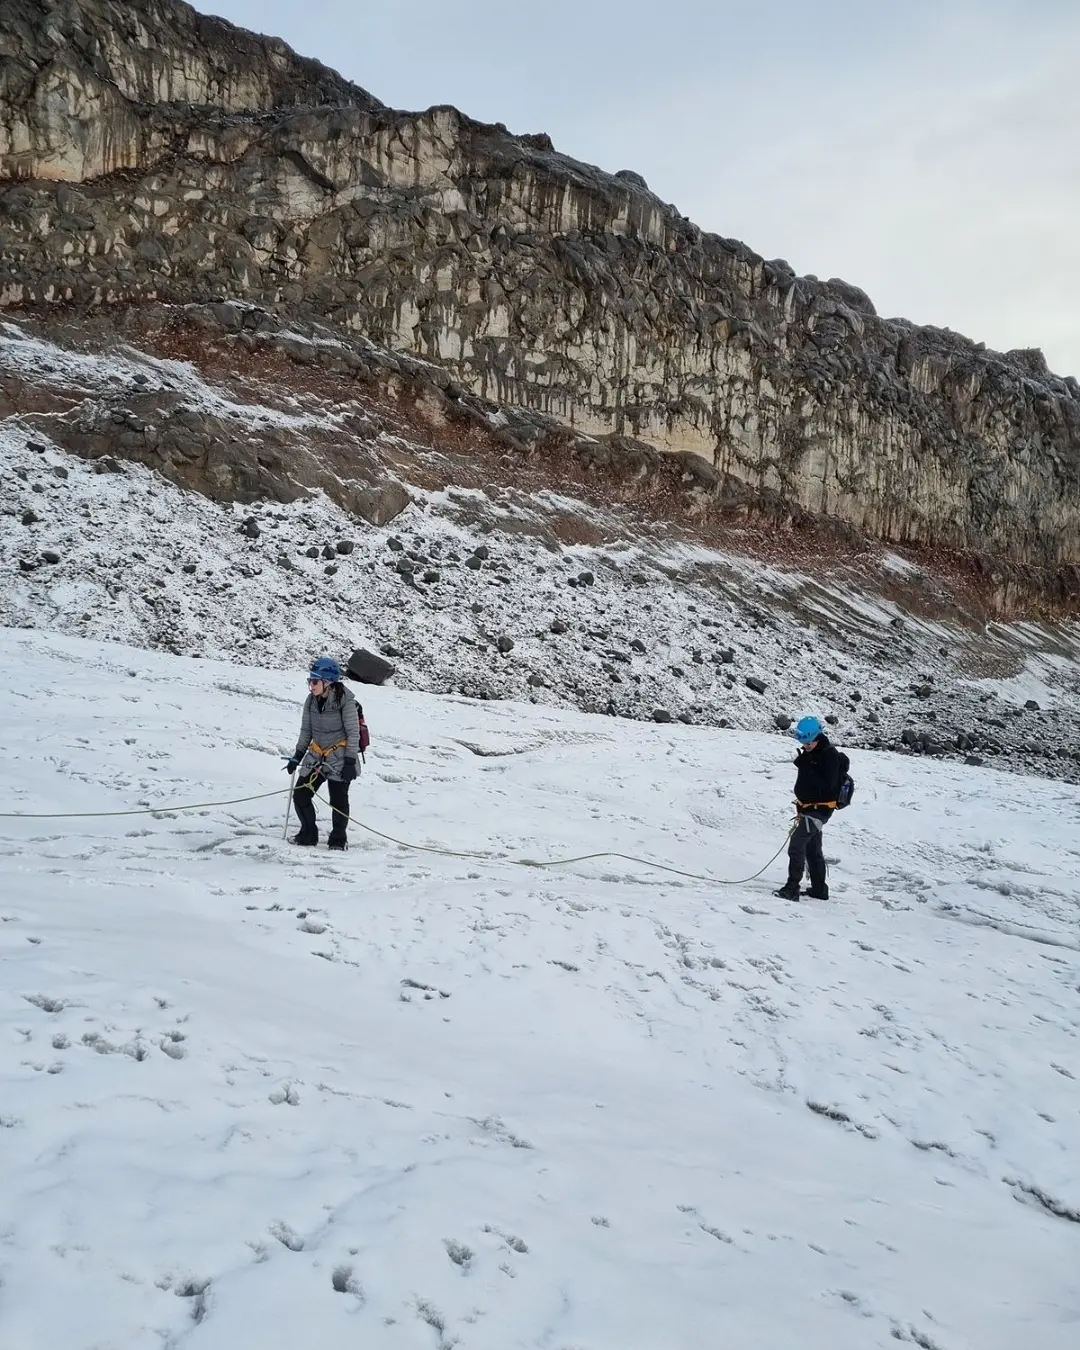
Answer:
[{"xmin": 310, "ymin": 680, "xmax": 346, "ymax": 707}]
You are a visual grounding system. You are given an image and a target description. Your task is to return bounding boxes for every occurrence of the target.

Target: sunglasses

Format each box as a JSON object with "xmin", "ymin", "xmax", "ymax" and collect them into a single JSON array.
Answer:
[{"xmin": 307, "ymin": 677, "xmax": 325, "ymax": 685}]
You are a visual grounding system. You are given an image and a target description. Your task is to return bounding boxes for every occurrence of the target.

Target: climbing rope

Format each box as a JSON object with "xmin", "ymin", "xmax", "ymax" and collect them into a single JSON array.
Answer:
[
  {"xmin": 0, "ymin": 781, "xmax": 796, "ymax": 888},
  {"xmin": 0, "ymin": 788, "xmax": 287, "ymax": 819}
]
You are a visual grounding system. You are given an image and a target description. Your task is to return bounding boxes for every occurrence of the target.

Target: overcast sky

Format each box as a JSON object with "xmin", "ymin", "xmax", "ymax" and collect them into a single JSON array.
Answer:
[{"xmin": 195, "ymin": 0, "xmax": 1079, "ymax": 377}]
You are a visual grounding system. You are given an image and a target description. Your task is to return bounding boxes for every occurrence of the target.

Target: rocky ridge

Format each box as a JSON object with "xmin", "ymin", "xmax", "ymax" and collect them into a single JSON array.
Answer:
[
  {"xmin": 2, "ymin": 0, "xmax": 1080, "ymax": 610},
  {"xmin": 4, "ymin": 315, "xmax": 1080, "ymax": 785}
]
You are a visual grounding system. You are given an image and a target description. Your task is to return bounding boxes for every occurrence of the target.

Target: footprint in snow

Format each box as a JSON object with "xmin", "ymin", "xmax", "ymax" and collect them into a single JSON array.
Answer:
[
  {"xmin": 160, "ymin": 1031, "xmax": 186, "ymax": 1060},
  {"xmin": 23, "ymin": 993, "xmax": 66, "ymax": 1013},
  {"xmin": 443, "ymin": 1239, "xmax": 474, "ymax": 1269},
  {"xmin": 268, "ymin": 1220, "xmax": 304, "ymax": 1251},
  {"xmin": 331, "ymin": 1264, "xmax": 364, "ymax": 1297}
]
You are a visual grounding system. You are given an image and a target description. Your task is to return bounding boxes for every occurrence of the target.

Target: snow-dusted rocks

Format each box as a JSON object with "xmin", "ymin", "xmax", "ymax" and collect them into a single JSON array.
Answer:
[
  {"xmin": 4, "ymin": 323, "xmax": 1080, "ymax": 782},
  {"xmin": 5, "ymin": 0, "xmax": 1080, "ymax": 601}
]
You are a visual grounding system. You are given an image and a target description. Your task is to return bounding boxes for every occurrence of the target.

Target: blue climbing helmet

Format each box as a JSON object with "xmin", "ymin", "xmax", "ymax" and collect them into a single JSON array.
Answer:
[
  {"xmin": 794, "ymin": 715, "xmax": 824, "ymax": 745},
  {"xmin": 308, "ymin": 656, "xmax": 341, "ymax": 683}
]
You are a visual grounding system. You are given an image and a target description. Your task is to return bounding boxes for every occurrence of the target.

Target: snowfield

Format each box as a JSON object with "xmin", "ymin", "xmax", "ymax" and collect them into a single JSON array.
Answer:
[{"xmin": 1, "ymin": 629, "xmax": 1078, "ymax": 1350}]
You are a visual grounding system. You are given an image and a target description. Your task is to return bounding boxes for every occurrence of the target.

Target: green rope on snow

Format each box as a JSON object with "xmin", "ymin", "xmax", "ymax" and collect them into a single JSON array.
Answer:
[
  {"xmin": 0, "ymin": 782, "xmax": 796, "ymax": 888},
  {"xmin": 0, "ymin": 788, "xmax": 288, "ymax": 819}
]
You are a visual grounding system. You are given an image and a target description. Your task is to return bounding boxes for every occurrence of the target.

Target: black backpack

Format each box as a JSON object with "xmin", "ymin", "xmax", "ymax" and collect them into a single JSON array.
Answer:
[{"xmin": 835, "ymin": 751, "xmax": 855, "ymax": 809}]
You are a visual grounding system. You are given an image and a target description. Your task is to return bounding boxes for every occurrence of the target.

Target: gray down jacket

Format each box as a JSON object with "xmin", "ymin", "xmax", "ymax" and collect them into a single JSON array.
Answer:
[{"xmin": 292, "ymin": 684, "xmax": 361, "ymax": 782}]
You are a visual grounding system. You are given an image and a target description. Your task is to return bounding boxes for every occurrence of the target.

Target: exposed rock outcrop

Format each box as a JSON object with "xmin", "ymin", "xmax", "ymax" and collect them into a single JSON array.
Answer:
[{"xmin": 2, "ymin": 0, "xmax": 1080, "ymax": 602}]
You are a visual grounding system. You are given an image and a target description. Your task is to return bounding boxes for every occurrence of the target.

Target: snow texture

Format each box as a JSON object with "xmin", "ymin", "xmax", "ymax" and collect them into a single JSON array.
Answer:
[{"xmin": 0, "ymin": 628, "xmax": 1078, "ymax": 1349}]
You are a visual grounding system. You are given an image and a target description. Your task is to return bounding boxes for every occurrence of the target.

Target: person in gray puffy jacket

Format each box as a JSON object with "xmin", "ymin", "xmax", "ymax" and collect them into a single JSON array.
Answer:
[{"xmin": 284, "ymin": 656, "xmax": 360, "ymax": 849}]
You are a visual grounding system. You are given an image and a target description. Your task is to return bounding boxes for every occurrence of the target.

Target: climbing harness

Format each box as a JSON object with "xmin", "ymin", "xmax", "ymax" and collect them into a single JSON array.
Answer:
[{"xmin": 308, "ymin": 738, "xmax": 347, "ymax": 760}]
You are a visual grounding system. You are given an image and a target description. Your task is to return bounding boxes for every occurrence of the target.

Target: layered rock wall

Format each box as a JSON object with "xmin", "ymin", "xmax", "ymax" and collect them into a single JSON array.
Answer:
[{"xmin": 3, "ymin": 0, "xmax": 1080, "ymax": 582}]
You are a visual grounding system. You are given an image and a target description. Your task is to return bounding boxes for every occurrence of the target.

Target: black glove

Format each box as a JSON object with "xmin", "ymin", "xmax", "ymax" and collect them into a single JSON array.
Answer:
[
  {"xmin": 340, "ymin": 757, "xmax": 358, "ymax": 782},
  {"xmin": 284, "ymin": 757, "xmax": 301, "ymax": 774}
]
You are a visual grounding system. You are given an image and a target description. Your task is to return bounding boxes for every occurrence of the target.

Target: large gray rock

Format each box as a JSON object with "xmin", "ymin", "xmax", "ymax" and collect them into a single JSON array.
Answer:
[{"xmin": 345, "ymin": 648, "xmax": 395, "ymax": 685}]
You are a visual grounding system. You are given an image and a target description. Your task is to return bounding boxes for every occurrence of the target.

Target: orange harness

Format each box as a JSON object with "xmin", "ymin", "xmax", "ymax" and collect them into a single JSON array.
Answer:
[{"xmin": 309, "ymin": 738, "xmax": 347, "ymax": 760}]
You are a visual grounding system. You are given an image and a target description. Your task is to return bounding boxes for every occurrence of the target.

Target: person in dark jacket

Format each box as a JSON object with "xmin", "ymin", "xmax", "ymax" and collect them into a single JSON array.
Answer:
[
  {"xmin": 775, "ymin": 715, "xmax": 842, "ymax": 900},
  {"xmin": 284, "ymin": 656, "xmax": 360, "ymax": 850}
]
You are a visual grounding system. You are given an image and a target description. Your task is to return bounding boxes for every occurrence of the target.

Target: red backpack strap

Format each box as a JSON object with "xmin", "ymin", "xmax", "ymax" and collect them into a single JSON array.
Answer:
[{"xmin": 356, "ymin": 703, "xmax": 369, "ymax": 759}]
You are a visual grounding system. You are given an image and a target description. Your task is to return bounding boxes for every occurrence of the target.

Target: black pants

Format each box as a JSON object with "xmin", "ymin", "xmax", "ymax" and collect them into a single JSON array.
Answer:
[
  {"xmin": 786, "ymin": 811, "xmax": 829, "ymax": 894},
  {"xmin": 292, "ymin": 772, "xmax": 351, "ymax": 845}
]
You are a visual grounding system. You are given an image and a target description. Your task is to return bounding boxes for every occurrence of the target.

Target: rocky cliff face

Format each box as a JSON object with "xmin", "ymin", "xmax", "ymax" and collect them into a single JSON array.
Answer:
[{"xmin": 3, "ymin": 0, "xmax": 1080, "ymax": 603}]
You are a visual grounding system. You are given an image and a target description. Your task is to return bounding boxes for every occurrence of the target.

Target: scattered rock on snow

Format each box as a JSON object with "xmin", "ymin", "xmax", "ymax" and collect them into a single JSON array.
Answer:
[{"xmin": 346, "ymin": 648, "xmax": 395, "ymax": 684}]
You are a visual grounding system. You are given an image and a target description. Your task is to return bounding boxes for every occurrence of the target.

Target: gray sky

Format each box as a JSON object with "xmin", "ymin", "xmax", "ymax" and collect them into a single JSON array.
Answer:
[{"xmin": 195, "ymin": 0, "xmax": 1080, "ymax": 377}]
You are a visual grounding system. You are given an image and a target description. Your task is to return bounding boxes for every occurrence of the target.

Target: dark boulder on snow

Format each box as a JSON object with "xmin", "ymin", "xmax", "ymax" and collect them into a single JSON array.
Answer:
[{"xmin": 346, "ymin": 648, "xmax": 395, "ymax": 684}]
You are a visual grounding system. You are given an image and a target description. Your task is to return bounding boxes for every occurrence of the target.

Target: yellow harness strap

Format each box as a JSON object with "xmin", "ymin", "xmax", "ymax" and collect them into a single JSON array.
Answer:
[
  {"xmin": 797, "ymin": 800, "xmax": 837, "ymax": 811},
  {"xmin": 310, "ymin": 738, "xmax": 347, "ymax": 759}
]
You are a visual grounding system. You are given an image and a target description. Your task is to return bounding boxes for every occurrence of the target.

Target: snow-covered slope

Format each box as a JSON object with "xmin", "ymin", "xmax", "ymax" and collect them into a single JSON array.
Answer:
[
  {"xmin": 1, "ymin": 630, "xmax": 1077, "ymax": 1349},
  {"xmin": 6, "ymin": 355, "xmax": 1080, "ymax": 786}
]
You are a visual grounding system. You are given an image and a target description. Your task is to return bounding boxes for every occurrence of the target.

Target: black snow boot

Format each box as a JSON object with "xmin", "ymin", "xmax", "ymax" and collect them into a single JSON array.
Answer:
[
  {"xmin": 804, "ymin": 885, "xmax": 830, "ymax": 900},
  {"xmin": 774, "ymin": 882, "xmax": 801, "ymax": 900},
  {"xmin": 327, "ymin": 838, "xmax": 348, "ymax": 851},
  {"xmin": 290, "ymin": 831, "xmax": 318, "ymax": 846}
]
